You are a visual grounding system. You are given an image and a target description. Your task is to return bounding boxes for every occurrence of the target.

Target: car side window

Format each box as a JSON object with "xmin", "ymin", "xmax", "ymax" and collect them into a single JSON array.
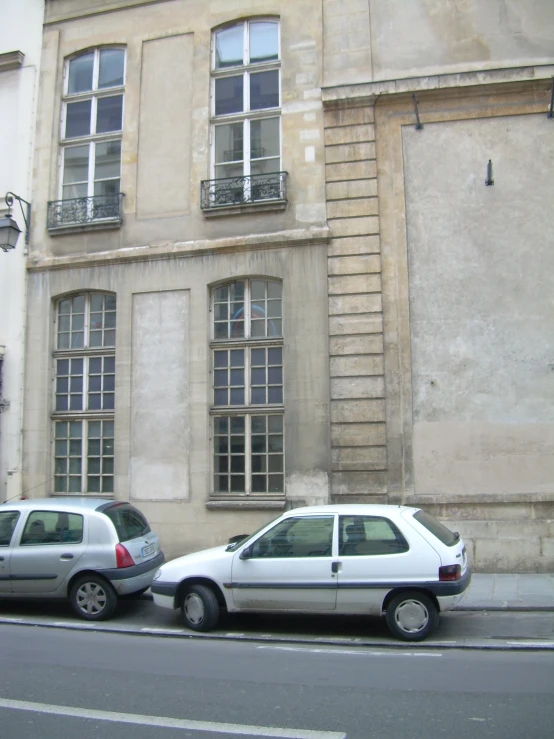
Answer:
[
  {"xmin": 0, "ymin": 511, "xmax": 20, "ymax": 546},
  {"xmin": 339, "ymin": 515, "xmax": 409, "ymax": 557},
  {"xmin": 20, "ymin": 511, "xmax": 84, "ymax": 545},
  {"xmin": 250, "ymin": 516, "xmax": 334, "ymax": 558}
]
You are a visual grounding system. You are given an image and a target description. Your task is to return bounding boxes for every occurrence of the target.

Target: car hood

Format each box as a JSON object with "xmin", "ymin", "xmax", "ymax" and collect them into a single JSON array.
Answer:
[{"xmin": 158, "ymin": 544, "xmax": 231, "ymax": 579}]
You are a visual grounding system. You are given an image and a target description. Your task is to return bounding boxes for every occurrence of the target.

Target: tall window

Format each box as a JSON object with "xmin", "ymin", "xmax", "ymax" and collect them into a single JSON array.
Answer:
[
  {"xmin": 211, "ymin": 20, "xmax": 281, "ymax": 203},
  {"xmin": 60, "ymin": 48, "xmax": 125, "ymax": 216},
  {"xmin": 211, "ymin": 279, "xmax": 284, "ymax": 496},
  {"xmin": 53, "ymin": 293, "xmax": 116, "ymax": 495}
]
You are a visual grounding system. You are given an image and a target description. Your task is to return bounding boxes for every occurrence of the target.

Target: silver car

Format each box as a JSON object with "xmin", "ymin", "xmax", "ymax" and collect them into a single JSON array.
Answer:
[{"xmin": 0, "ymin": 497, "xmax": 163, "ymax": 621}]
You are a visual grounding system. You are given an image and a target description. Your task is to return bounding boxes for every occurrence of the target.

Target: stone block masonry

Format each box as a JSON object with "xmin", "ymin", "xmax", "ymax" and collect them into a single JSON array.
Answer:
[{"xmin": 324, "ymin": 103, "xmax": 387, "ymax": 499}]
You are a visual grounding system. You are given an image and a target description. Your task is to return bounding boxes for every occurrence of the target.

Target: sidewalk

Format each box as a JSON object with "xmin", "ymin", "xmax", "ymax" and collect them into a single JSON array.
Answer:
[{"xmin": 457, "ymin": 573, "xmax": 554, "ymax": 611}]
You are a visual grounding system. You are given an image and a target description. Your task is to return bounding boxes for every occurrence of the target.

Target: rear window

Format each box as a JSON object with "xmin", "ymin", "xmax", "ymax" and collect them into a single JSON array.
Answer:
[
  {"xmin": 103, "ymin": 503, "xmax": 151, "ymax": 542},
  {"xmin": 413, "ymin": 510, "xmax": 459, "ymax": 547}
]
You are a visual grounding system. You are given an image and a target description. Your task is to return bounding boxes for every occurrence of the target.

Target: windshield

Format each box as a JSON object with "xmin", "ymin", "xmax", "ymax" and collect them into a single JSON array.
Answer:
[{"xmin": 225, "ymin": 514, "xmax": 281, "ymax": 552}]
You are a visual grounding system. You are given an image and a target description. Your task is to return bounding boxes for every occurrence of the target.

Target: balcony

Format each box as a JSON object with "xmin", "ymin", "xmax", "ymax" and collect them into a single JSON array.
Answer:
[
  {"xmin": 47, "ymin": 193, "xmax": 124, "ymax": 234},
  {"xmin": 201, "ymin": 172, "xmax": 288, "ymax": 215}
]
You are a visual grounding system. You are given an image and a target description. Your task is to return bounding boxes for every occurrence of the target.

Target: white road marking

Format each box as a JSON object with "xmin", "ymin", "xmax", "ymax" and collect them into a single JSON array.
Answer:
[
  {"xmin": 0, "ymin": 698, "xmax": 345, "ymax": 739},
  {"xmin": 256, "ymin": 646, "xmax": 442, "ymax": 657},
  {"xmin": 140, "ymin": 627, "xmax": 187, "ymax": 634},
  {"xmin": 0, "ymin": 618, "xmax": 23, "ymax": 623},
  {"xmin": 506, "ymin": 641, "xmax": 554, "ymax": 647}
]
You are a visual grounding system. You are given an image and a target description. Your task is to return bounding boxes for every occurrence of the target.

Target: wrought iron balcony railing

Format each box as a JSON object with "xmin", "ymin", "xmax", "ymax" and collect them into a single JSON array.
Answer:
[
  {"xmin": 201, "ymin": 172, "xmax": 287, "ymax": 210},
  {"xmin": 47, "ymin": 193, "xmax": 124, "ymax": 231}
]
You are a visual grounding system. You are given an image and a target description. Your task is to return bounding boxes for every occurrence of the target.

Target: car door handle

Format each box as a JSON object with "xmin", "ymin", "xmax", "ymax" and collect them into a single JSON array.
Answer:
[
  {"xmin": 60, "ymin": 553, "xmax": 74, "ymax": 560},
  {"xmin": 331, "ymin": 561, "xmax": 340, "ymax": 574}
]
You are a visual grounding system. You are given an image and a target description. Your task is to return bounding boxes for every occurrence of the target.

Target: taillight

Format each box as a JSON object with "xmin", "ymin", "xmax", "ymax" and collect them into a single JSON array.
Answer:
[
  {"xmin": 439, "ymin": 564, "xmax": 461, "ymax": 581},
  {"xmin": 116, "ymin": 543, "xmax": 134, "ymax": 568}
]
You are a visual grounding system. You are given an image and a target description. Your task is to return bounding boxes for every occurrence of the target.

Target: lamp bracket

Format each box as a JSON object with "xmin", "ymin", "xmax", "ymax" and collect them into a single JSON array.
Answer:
[{"xmin": 5, "ymin": 192, "xmax": 31, "ymax": 245}]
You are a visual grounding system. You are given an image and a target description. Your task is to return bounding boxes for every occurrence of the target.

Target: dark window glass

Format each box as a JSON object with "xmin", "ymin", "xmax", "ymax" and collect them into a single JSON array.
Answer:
[
  {"xmin": 99, "ymin": 49, "xmax": 125, "ymax": 88},
  {"xmin": 66, "ymin": 100, "xmax": 91, "ymax": 138},
  {"xmin": 103, "ymin": 503, "xmax": 151, "ymax": 542},
  {"xmin": 96, "ymin": 95, "xmax": 123, "ymax": 133},
  {"xmin": 68, "ymin": 52, "xmax": 94, "ymax": 94},
  {"xmin": 0, "ymin": 512, "xmax": 20, "ymax": 546},
  {"xmin": 251, "ymin": 516, "xmax": 334, "ymax": 558},
  {"xmin": 339, "ymin": 516, "xmax": 409, "ymax": 556},
  {"xmin": 413, "ymin": 510, "xmax": 459, "ymax": 547},
  {"xmin": 215, "ymin": 76, "xmax": 243, "ymax": 115},
  {"xmin": 250, "ymin": 70, "xmax": 279, "ymax": 110}
]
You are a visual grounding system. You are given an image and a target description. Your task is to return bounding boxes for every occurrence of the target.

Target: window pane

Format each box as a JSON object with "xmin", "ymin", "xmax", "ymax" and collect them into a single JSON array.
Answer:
[
  {"xmin": 99, "ymin": 49, "xmax": 125, "ymax": 88},
  {"xmin": 68, "ymin": 52, "xmax": 93, "ymax": 94},
  {"xmin": 215, "ymin": 123, "xmax": 243, "ymax": 164},
  {"xmin": 215, "ymin": 25, "xmax": 244, "ymax": 68},
  {"xmin": 250, "ymin": 70, "xmax": 279, "ymax": 110},
  {"xmin": 251, "ymin": 118, "xmax": 280, "ymax": 159},
  {"xmin": 63, "ymin": 146, "xmax": 89, "ymax": 184},
  {"xmin": 215, "ymin": 76, "xmax": 243, "ymax": 116},
  {"xmin": 65, "ymin": 100, "xmax": 91, "ymax": 138},
  {"xmin": 249, "ymin": 22, "xmax": 278, "ymax": 64},
  {"xmin": 95, "ymin": 140, "xmax": 122, "ymax": 180},
  {"xmin": 96, "ymin": 95, "xmax": 123, "ymax": 133},
  {"xmin": 230, "ymin": 475, "xmax": 245, "ymax": 492}
]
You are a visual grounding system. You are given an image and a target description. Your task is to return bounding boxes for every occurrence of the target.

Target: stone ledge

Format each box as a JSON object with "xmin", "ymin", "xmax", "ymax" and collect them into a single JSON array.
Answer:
[
  {"xmin": 0, "ymin": 51, "xmax": 24, "ymax": 72},
  {"xmin": 322, "ymin": 63, "xmax": 554, "ymax": 107},
  {"xmin": 202, "ymin": 200, "xmax": 287, "ymax": 218},
  {"xmin": 405, "ymin": 492, "xmax": 554, "ymax": 505},
  {"xmin": 206, "ymin": 499, "xmax": 286, "ymax": 511},
  {"xmin": 27, "ymin": 226, "xmax": 331, "ymax": 272}
]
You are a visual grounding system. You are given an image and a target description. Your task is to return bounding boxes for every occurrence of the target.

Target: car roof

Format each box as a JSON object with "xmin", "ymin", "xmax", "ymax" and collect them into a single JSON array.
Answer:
[
  {"xmin": 281, "ymin": 504, "xmax": 417, "ymax": 517},
  {"xmin": 1, "ymin": 497, "xmax": 119, "ymax": 514}
]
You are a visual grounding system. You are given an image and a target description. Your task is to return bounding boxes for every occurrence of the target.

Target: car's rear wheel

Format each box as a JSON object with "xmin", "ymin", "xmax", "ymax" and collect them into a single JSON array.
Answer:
[
  {"xmin": 69, "ymin": 574, "xmax": 118, "ymax": 621},
  {"xmin": 182, "ymin": 584, "xmax": 219, "ymax": 632},
  {"xmin": 385, "ymin": 591, "xmax": 439, "ymax": 641}
]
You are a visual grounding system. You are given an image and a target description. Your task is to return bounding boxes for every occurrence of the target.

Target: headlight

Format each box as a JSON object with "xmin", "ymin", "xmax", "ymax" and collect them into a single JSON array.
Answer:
[{"xmin": 153, "ymin": 568, "xmax": 162, "ymax": 580}]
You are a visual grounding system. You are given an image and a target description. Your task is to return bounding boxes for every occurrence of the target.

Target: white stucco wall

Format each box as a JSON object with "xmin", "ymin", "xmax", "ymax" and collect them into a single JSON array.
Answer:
[
  {"xmin": 0, "ymin": 0, "xmax": 44, "ymax": 502},
  {"xmin": 403, "ymin": 113, "xmax": 554, "ymax": 496}
]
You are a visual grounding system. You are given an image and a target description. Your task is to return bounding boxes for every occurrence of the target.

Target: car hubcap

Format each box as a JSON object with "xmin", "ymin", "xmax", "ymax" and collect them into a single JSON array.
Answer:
[
  {"xmin": 76, "ymin": 582, "xmax": 107, "ymax": 615},
  {"xmin": 184, "ymin": 593, "xmax": 205, "ymax": 625},
  {"xmin": 395, "ymin": 599, "xmax": 429, "ymax": 633}
]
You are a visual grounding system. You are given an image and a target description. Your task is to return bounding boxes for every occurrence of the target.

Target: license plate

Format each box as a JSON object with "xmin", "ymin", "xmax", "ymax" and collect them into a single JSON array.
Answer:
[{"xmin": 142, "ymin": 543, "xmax": 156, "ymax": 558}]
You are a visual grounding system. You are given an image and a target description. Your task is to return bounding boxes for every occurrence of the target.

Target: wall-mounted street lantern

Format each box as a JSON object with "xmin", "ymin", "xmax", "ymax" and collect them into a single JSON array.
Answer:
[{"xmin": 0, "ymin": 192, "xmax": 31, "ymax": 252}]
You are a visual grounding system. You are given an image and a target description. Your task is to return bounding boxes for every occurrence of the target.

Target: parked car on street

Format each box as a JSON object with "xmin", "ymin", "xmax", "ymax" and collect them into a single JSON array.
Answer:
[
  {"xmin": 0, "ymin": 497, "xmax": 163, "ymax": 621},
  {"xmin": 152, "ymin": 504, "xmax": 470, "ymax": 641}
]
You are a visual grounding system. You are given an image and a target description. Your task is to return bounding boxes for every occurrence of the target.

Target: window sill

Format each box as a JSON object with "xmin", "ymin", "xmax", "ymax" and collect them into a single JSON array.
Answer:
[
  {"xmin": 206, "ymin": 498, "xmax": 286, "ymax": 511},
  {"xmin": 47, "ymin": 218, "xmax": 122, "ymax": 236},
  {"xmin": 202, "ymin": 199, "xmax": 287, "ymax": 218}
]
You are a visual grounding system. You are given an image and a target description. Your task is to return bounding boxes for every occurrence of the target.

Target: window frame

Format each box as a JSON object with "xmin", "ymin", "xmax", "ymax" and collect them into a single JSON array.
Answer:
[
  {"xmin": 210, "ymin": 20, "xmax": 282, "ymax": 195},
  {"xmin": 52, "ymin": 292, "xmax": 117, "ymax": 496},
  {"xmin": 58, "ymin": 47, "xmax": 126, "ymax": 206},
  {"xmin": 210, "ymin": 277, "xmax": 285, "ymax": 499}
]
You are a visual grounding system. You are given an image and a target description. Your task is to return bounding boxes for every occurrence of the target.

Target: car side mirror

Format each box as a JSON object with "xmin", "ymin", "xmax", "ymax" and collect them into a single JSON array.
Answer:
[{"xmin": 239, "ymin": 545, "xmax": 253, "ymax": 560}]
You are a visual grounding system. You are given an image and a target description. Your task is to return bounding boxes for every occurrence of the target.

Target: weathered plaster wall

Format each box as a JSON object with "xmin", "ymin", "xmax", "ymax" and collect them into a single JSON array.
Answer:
[
  {"xmin": 323, "ymin": 0, "xmax": 554, "ymax": 88},
  {"xmin": 403, "ymin": 114, "xmax": 554, "ymax": 496}
]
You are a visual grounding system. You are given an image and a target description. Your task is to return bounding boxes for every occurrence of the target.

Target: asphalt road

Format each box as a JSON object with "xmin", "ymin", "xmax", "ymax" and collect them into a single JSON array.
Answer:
[{"xmin": 0, "ymin": 622, "xmax": 553, "ymax": 739}]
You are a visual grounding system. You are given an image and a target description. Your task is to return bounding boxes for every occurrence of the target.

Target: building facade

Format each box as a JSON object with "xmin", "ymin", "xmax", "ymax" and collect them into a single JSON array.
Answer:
[
  {"xmin": 0, "ymin": 0, "xmax": 45, "ymax": 503},
  {"xmin": 23, "ymin": 0, "xmax": 554, "ymax": 570}
]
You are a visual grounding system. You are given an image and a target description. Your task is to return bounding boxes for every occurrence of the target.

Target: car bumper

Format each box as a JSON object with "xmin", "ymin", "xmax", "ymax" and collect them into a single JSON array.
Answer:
[
  {"xmin": 151, "ymin": 580, "xmax": 179, "ymax": 609},
  {"xmin": 100, "ymin": 552, "xmax": 165, "ymax": 596}
]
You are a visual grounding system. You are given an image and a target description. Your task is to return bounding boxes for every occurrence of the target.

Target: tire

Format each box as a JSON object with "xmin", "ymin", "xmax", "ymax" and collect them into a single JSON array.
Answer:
[
  {"xmin": 181, "ymin": 584, "xmax": 220, "ymax": 632},
  {"xmin": 69, "ymin": 574, "xmax": 118, "ymax": 621},
  {"xmin": 385, "ymin": 590, "xmax": 439, "ymax": 641}
]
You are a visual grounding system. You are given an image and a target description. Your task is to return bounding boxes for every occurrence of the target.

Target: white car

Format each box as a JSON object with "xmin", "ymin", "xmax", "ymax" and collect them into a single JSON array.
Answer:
[{"xmin": 152, "ymin": 504, "xmax": 471, "ymax": 641}]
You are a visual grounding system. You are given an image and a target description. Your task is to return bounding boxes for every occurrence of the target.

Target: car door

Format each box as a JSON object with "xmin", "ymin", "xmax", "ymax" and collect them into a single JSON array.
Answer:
[
  {"xmin": 10, "ymin": 510, "xmax": 87, "ymax": 594},
  {"xmin": 335, "ymin": 514, "xmax": 441, "ymax": 614},
  {"xmin": 0, "ymin": 510, "xmax": 21, "ymax": 593},
  {"xmin": 231, "ymin": 514, "xmax": 338, "ymax": 611}
]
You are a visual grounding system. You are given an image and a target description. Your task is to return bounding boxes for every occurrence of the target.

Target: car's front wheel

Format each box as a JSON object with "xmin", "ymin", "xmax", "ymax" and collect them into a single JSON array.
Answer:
[
  {"xmin": 69, "ymin": 574, "xmax": 118, "ymax": 621},
  {"xmin": 385, "ymin": 591, "xmax": 439, "ymax": 641},
  {"xmin": 182, "ymin": 584, "xmax": 220, "ymax": 632}
]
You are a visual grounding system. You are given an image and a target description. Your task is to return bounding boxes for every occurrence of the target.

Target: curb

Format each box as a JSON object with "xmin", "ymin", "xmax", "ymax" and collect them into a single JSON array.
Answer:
[{"xmin": 1, "ymin": 617, "xmax": 553, "ymax": 652}]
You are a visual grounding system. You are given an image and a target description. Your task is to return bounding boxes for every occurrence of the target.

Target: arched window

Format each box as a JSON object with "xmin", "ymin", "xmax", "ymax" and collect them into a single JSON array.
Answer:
[
  {"xmin": 52, "ymin": 48, "xmax": 125, "ymax": 227},
  {"xmin": 207, "ymin": 20, "xmax": 283, "ymax": 207},
  {"xmin": 211, "ymin": 279, "xmax": 284, "ymax": 496},
  {"xmin": 52, "ymin": 292, "xmax": 116, "ymax": 494}
]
